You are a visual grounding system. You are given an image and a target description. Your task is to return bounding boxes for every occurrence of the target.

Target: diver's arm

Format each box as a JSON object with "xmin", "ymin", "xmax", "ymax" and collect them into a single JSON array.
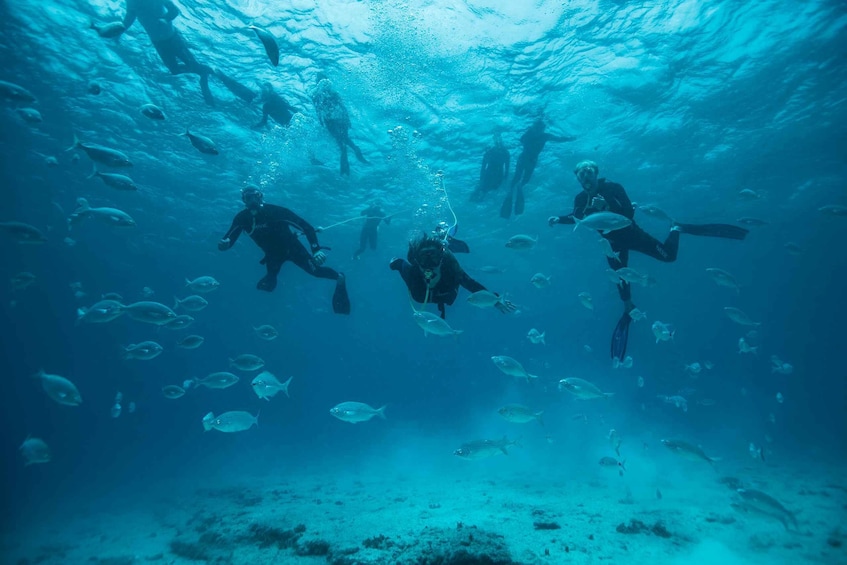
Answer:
[
  {"xmin": 252, "ymin": 108, "xmax": 269, "ymax": 129},
  {"xmin": 277, "ymin": 207, "xmax": 321, "ymax": 251},
  {"xmin": 603, "ymin": 182, "xmax": 635, "ymax": 219},
  {"xmin": 503, "ymin": 150, "xmax": 510, "ymax": 179},
  {"xmin": 459, "ymin": 271, "xmax": 487, "ymax": 294},
  {"xmin": 121, "ymin": 4, "xmax": 137, "ymax": 29},
  {"xmin": 163, "ymin": 1, "xmax": 181, "ymax": 21},
  {"xmin": 219, "ymin": 213, "xmax": 245, "ymax": 250}
]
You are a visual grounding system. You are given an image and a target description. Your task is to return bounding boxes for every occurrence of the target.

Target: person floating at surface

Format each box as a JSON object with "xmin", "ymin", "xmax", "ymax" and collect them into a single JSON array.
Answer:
[
  {"xmin": 311, "ymin": 77, "xmax": 369, "ymax": 176},
  {"xmin": 353, "ymin": 201, "xmax": 390, "ymax": 260},
  {"xmin": 118, "ymin": 0, "xmax": 252, "ymax": 106},
  {"xmin": 470, "ymin": 132, "xmax": 510, "ymax": 202},
  {"xmin": 389, "ymin": 234, "xmax": 515, "ymax": 319},
  {"xmin": 218, "ymin": 186, "xmax": 350, "ymax": 314},
  {"xmin": 547, "ymin": 160, "xmax": 748, "ymax": 359},
  {"xmin": 252, "ymin": 82, "xmax": 298, "ymax": 129},
  {"xmin": 433, "ymin": 221, "xmax": 470, "ymax": 254},
  {"xmin": 501, "ymin": 119, "xmax": 576, "ymax": 218}
]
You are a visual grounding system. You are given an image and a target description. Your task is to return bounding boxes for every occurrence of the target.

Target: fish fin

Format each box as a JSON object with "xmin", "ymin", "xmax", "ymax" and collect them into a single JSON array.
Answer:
[
  {"xmin": 604, "ymin": 392, "xmax": 615, "ymax": 398},
  {"xmin": 572, "ymin": 218, "xmax": 580, "ymax": 232},
  {"xmin": 254, "ymin": 411, "xmax": 260, "ymax": 428},
  {"xmin": 65, "ymin": 133, "xmax": 79, "ymax": 152},
  {"xmin": 535, "ymin": 412, "xmax": 544, "ymax": 426},
  {"xmin": 173, "ymin": 296, "xmax": 181, "ymax": 310},
  {"xmin": 74, "ymin": 197, "xmax": 90, "ymax": 211},
  {"xmin": 31, "ymin": 369, "xmax": 45, "ymax": 379},
  {"xmin": 620, "ymin": 459, "xmax": 627, "ymax": 472},
  {"xmin": 86, "ymin": 164, "xmax": 98, "ymax": 180},
  {"xmin": 282, "ymin": 376, "xmax": 292, "ymax": 397},
  {"xmin": 540, "ymin": 334, "xmax": 546, "ymax": 345},
  {"xmin": 376, "ymin": 405, "xmax": 387, "ymax": 419}
]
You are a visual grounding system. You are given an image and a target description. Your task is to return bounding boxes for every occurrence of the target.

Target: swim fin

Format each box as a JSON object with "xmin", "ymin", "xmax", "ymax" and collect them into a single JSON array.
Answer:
[
  {"xmin": 332, "ymin": 273, "xmax": 351, "ymax": 315},
  {"xmin": 610, "ymin": 312, "xmax": 631, "ymax": 360},
  {"xmin": 499, "ymin": 188, "xmax": 514, "ymax": 219},
  {"xmin": 514, "ymin": 186, "xmax": 525, "ymax": 216},
  {"xmin": 447, "ymin": 238, "xmax": 470, "ymax": 254},
  {"xmin": 675, "ymin": 223, "xmax": 749, "ymax": 240}
]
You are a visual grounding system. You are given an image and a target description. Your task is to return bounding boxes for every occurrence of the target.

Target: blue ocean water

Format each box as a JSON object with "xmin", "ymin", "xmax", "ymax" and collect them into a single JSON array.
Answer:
[{"xmin": 2, "ymin": 1, "xmax": 846, "ymax": 563}]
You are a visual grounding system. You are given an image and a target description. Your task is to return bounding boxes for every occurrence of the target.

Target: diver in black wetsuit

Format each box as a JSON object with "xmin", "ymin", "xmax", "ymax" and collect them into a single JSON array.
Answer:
[
  {"xmin": 389, "ymin": 234, "xmax": 515, "ymax": 319},
  {"xmin": 118, "ymin": 0, "xmax": 251, "ymax": 106},
  {"xmin": 311, "ymin": 78, "xmax": 368, "ymax": 176},
  {"xmin": 548, "ymin": 160, "xmax": 748, "ymax": 359},
  {"xmin": 253, "ymin": 83, "xmax": 298, "ymax": 129},
  {"xmin": 353, "ymin": 202, "xmax": 390, "ymax": 259},
  {"xmin": 501, "ymin": 119, "xmax": 576, "ymax": 218},
  {"xmin": 433, "ymin": 221, "xmax": 470, "ymax": 254},
  {"xmin": 218, "ymin": 186, "xmax": 350, "ymax": 314},
  {"xmin": 471, "ymin": 133, "xmax": 510, "ymax": 202}
]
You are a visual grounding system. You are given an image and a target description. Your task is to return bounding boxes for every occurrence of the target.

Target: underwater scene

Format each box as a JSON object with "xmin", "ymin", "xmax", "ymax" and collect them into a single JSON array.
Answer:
[{"xmin": 1, "ymin": 0, "xmax": 846, "ymax": 564}]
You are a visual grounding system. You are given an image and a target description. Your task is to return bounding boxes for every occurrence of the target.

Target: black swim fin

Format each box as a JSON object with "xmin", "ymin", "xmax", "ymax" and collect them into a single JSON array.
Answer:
[
  {"xmin": 214, "ymin": 70, "xmax": 257, "ymax": 103},
  {"xmin": 332, "ymin": 274, "xmax": 350, "ymax": 315},
  {"xmin": 675, "ymin": 223, "xmax": 749, "ymax": 240},
  {"xmin": 610, "ymin": 313, "xmax": 631, "ymax": 360},
  {"xmin": 448, "ymin": 238, "xmax": 470, "ymax": 254},
  {"xmin": 514, "ymin": 186, "xmax": 525, "ymax": 216},
  {"xmin": 499, "ymin": 188, "xmax": 514, "ymax": 219}
]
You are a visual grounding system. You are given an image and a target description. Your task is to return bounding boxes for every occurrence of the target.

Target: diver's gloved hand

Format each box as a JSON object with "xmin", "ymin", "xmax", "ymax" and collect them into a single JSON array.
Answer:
[
  {"xmin": 389, "ymin": 258, "xmax": 403, "ymax": 271},
  {"xmin": 495, "ymin": 299, "xmax": 518, "ymax": 314},
  {"xmin": 590, "ymin": 195, "xmax": 608, "ymax": 211},
  {"xmin": 548, "ymin": 216, "xmax": 560, "ymax": 227},
  {"xmin": 313, "ymin": 250, "xmax": 327, "ymax": 266},
  {"xmin": 217, "ymin": 238, "xmax": 232, "ymax": 251}
]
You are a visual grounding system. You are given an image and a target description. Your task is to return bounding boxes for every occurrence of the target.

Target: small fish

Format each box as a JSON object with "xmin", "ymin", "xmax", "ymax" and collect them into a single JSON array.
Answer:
[
  {"xmin": 19, "ymin": 436, "xmax": 51, "ymax": 466},
  {"xmin": 628, "ymin": 308, "xmax": 647, "ymax": 322},
  {"xmin": 195, "ymin": 372, "xmax": 239, "ymax": 389},
  {"xmin": 251, "ymin": 371, "xmax": 292, "ymax": 401},
  {"xmin": 330, "ymin": 401, "xmax": 387, "ymax": 423},
  {"xmin": 770, "ymin": 355, "xmax": 793, "ymax": 375},
  {"xmin": 505, "ymin": 234, "xmax": 538, "ymax": 249},
  {"xmin": 141, "ymin": 286, "xmax": 155, "ymax": 298},
  {"xmin": 249, "ymin": 25, "xmax": 280, "ymax": 66},
  {"xmin": 87, "ymin": 166, "xmax": 137, "ymax": 191},
  {"xmin": 176, "ymin": 335, "xmax": 204, "ymax": 349},
  {"xmin": 736, "ymin": 217, "xmax": 768, "ymax": 226},
  {"xmin": 616, "ymin": 267, "xmax": 650, "ymax": 286},
  {"xmin": 90, "ymin": 21, "xmax": 125, "ymax": 38},
  {"xmin": 87, "ymin": 81, "xmax": 102, "ymax": 95},
  {"xmin": 65, "ymin": 135, "xmax": 132, "ymax": 167},
  {"xmin": 748, "ymin": 442, "xmax": 765, "ymax": 462},
  {"xmin": 526, "ymin": 328, "xmax": 546, "ymax": 345},
  {"xmin": 140, "ymin": 103, "xmax": 166, "ymax": 120},
  {"xmin": 684, "ymin": 362, "xmax": 702, "ymax": 376},
  {"xmin": 0, "ymin": 221, "xmax": 48, "ymax": 244},
  {"xmin": 173, "ymin": 295, "xmax": 208, "ymax": 312},
  {"xmin": 583, "ymin": 344, "xmax": 593, "ymax": 354},
  {"xmin": 413, "ymin": 311, "xmax": 462, "ymax": 337},
  {"xmin": 454, "ymin": 437, "xmax": 518, "ymax": 460},
  {"xmin": 229, "ymin": 354, "xmax": 265, "ymax": 372},
  {"xmin": 77, "ymin": 299, "xmax": 125, "ymax": 324},
  {"xmin": 68, "ymin": 198, "xmax": 135, "ymax": 227},
  {"xmin": 121, "ymin": 301, "xmax": 177, "ymax": 325},
  {"xmin": 657, "ymin": 395, "xmax": 688, "ymax": 412},
  {"xmin": 530, "ymin": 273, "xmax": 551, "ymax": 288},
  {"xmin": 497, "ymin": 404, "xmax": 543, "ymax": 425},
  {"xmin": 101, "ymin": 292, "xmax": 124, "ymax": 301},
  {"xmin": 818, "ymin": 204, "xmax": 847, "ymax": 217},
  {"xmin": 638, "ymin": 204, "xmax": 674, "ymax": 223},
  {"xmin": 637, "ymin": 376, "xmax": 644, "ymax": 388},
  {"xmin": 203, "ymin": 411, "xmax": 259, "ymax": 433},
  {"xmin": 651, "ymin": 321, "xmax": 675, "ymax": 343},
  {"xmin": 253, "ymin": 324, "xmax": 278, "ymax": 340},
  {"xmin": 612, "ymin": 356, "xmax": 633, "ymax": 370},
  {"xmin": 33, "ymin": 369, "xmax": 82, "ymax": 406},
  {"xmin": 660, "ymin": 439, "xmax": 718, "ymax": 465},
  {"xmin": 466, "ymin": 290, "xmax": 504, "ymax": 309},
  {"xmin": 162, "ymin": 385, "xmax": 185, "ymax": 399},
  {"xmin": 724, "ymin": 307, "xmax": 760, "ymax": 327},
  {"xmin": 577, "ymin": 292, "xmax": 593, "ymax": 310},
  {"xmin": 491, "ymin": 356, "xmax": 537, "ymax": 380},
  {"xmin": 16, "ymin": 107, "xmax": 42, "ymax": 124},
  {"xmin": 573, "ymin": 212, "xmax": 632, "ymax": 234},
  {"xmin": 11, "ymin": 272, "xmax": 36, "ymax": 290},
  {"xmin": 598, "ymin": 238, "xmax": 620, "ymax": 262},
  {"xmin": 734, "ymin": 489, "xmax": 798, "ymax": 530},
  {"xmin": 182, "ymin": 129, "xmax": 219, "ymax": 155},
  {"xmin": 775, "ymin": 392, "xmax": 784, "ymax": 404},
  {"xmin": 706, "ymin": 268, "xmax": 740, "ymax": 293},
  {"xmin": 599, "ymin": 456, "xmax": 626, "ymax": 476},
  {"xmin": 122, "ymin": 341, "xmax": 163, "ymax": 361},
  {"xmin": 163, "ymin": 314, "xmax": 194, "ymax": 330},
  {"xmin": 558, "ymin": 377, "xmax": 613, "ymax": 400},
  {"xmin": 738, "ymin": 337, "xmax": 758, "ymax": 354},
  {"xmin": 0, "ymin": 80, "xmax": 36, "ymax": 103},
  {"xmin": 737, "ymin": 188, "xmax": 763, "ymax": 200},
  {"xmin": 185, "ymin": 276, "xmax": 220, "ymax": 293}
]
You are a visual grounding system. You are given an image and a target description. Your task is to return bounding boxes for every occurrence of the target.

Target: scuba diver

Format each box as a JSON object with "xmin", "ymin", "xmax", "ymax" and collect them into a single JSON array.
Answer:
[
  {"xmin": 118, "ymin": 0, "xmax": 251, "ymax": 106},
  {"xmin": 353, "ymin": 202, "xmax": 391, "ymax": 260},
  {"xmin": 311, "ymin": 78, "xmax": 369, "ymax": 176},
  {"xmin": 470, "ymin": 133, "xmax": 510, "ymax": 202},
  {"xmin": 218, "ymin": 186, "xmax": 350, "ymax": 314},
  {"xmin": 501, "ymin": 119, "xmax": 576, "ymax": 218},
  {"xmin": 252, "ymin": 82, "xmax": 298, "ymax": 129},
  {"xmin": 548, "ymin": 160, "xmax": 748, "ymax": 360},
  {"xmin": 389, "ymin": 233, "xmax": 516, "ymax": 319}
]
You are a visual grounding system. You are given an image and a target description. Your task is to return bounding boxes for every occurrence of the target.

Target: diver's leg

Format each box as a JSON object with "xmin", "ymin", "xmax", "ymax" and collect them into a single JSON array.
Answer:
[
  {"xmin": 347, "ymin": 137, "xmax": 368, "ymax": 163},
  {"xmin": 290, "ymin": 244, "xmax": 349, "ymax": 313},
  {"xmin": 629, "ymin": 226, "xmax": 679, "ymax": 262},
  {"xmin": 339, "ymin": 141, "xmax": 350, "ymax": 176},
  {"xmin": 353, "ymin": 229, "xmax": 368, "ymax": 259},
  {"xmin": 152, "ymin": 39, "xmax": 183, "ymax": 74},
  {"xmin": 368, "ymin": 228, "xmax": 378, "ymax": 250},
  {"xmin": 257, "ymin": 255, "xmax": 284, "ymax": 292}
]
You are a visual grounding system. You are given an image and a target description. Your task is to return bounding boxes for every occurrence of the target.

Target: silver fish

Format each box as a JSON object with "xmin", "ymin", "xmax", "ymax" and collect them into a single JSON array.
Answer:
[
  {"xmin": 526, "ymin": 328, "xmax": 546, "ymax": 345},
  {"xmin": 185, "ymin": 276, "xmax": 220, "ymax": 293},
  {"xmin": 491, "ymin": 356, "xmax": 537, "ymax": 380},
  {"xmin": 0, "ymin": 80, "xmax": 36, "ymax": 103},
  {"xmin": 33, "ymin": 369, "xmax": 82, "ymax": 406},
  {"xmin": 122, "ymin": 341, "xmax": 163, "ymax": 360},
  {"xmin": 249, "ymin": 25, "xmax": 280, "ymax": 66},
  {"xmin": 252, "ymin": 371, "xmax": 292, "ymax": 401},
  {"xmin": 497, "ymin": 404, "xmax": 543, "ymax": 425},
  {"xmin": 140, "ymin": 103, "xmax": 166, "ymax": 120},
  {"xmin": 19, "ymin": 436, "xmax": 51, "ymax": 466},
  {"xmin": 173, "ymin": 295, "xmax": 208, "ymax": 312},
  {"xmin": 454, "ymin": 437, "xmax": 518, "ymax": 460},
  {"xmin": 0, "ymin": 221, "xmax": 47, "ymax": 243},
  {"xmin": 121, "ymin": 301, "xmax": 177, "ymax": 325},
  {"xmin": 706, "ymin": 268, "xmax": 740, "ymax": 292},
  {"xmin": 253, "ymin": 324, "xmax": 278, "ymax": 340},
  {"xmin": 87, "ymin": 166, "xmax": 137, "ymax": 191},
  {"xmin": 329, "ymin": 402, "xmax": 386, "ymax": 423},
  {"xmin": 68, "ymin": 198, "xmax": 135, "ymax": 227},
  {"xmin": 466, "ymin": 290, "xmax": 503, "ymax": 309},
  {"xmin": 195, "ymin": 372, "xmax": 239, "ymax": 389},
  {"xmin": 230, "ymin": 354, "xmax": 265, "ymax": 372},
  {"xmin": 505, "ymin": 234, "xmax": 538, "ymax": 249},
  {"xmin": 573, "ymin": 212, "xmax": 631, "ymax": 234},
  {"xmin": 413, "ymin": 311, "xmax": 462, "ymax": 337},
  {"xmin": 161, "ymin": 385, "xmax": 185, "ymax": 399},
  {"xmin": 530, "ymin": 273, "xmax": 551, "ymax": 288},
  {"xmin": 558, "ymin": 377, "xmax": 613, "ymax": 400},
  {"xmin": 163, "ymin": 315, "xmax": 194, "ymax": 330},
  {"xmin": 724, "ymin": 307, "xmax": 760, "ymax": 327},
  {"xmin": 661, "ymin": 439, "xmax": 717, "ymax": 465},
  {"xmin": 65, "ymin": 135, "xmax": 132, "ymax": 167},
  {"xmin": 182, "ymin": 129, "xmax": 218, "ymax": 155},
  {"xmin": 203, "ymin": 411, "xmax": 258, "ymax": 433},
  {"xmin": 77, "ymin": 299, "xmax": 125, "ymax": 324},
  {"xmin": 176, "ymin": 335, "xmax": 205, "ymax": 349},
  {"xmin": 734, "ymin": 489, "xmax": 798, "ymax": 530}
]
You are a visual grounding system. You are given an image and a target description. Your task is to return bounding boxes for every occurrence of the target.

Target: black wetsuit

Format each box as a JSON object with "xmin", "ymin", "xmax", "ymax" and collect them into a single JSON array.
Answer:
[
  {"xmin": 312, "ymin": 84, "xmax": 368, "ymax": 176},
  {"xmin": 221, "ymin": 204, "xmax": 340, "ymax": 292},
  {"xmin": 354, "ymin": 205, "xmax": 389, "ymax": 258},
  {"xmin": 554, "ymin": 179, "xmax": 681, "ymax": 302},
  {"xmin": 392, "ymin": 252, "xmax": 486, "ymax": 318},
  {"xmin": 471, "ymin": 144, "xmax": 509, "ymax": 201},
  {"xmin": 254, "ymin": 92, "xmax": 297, "ymax": 128}
]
